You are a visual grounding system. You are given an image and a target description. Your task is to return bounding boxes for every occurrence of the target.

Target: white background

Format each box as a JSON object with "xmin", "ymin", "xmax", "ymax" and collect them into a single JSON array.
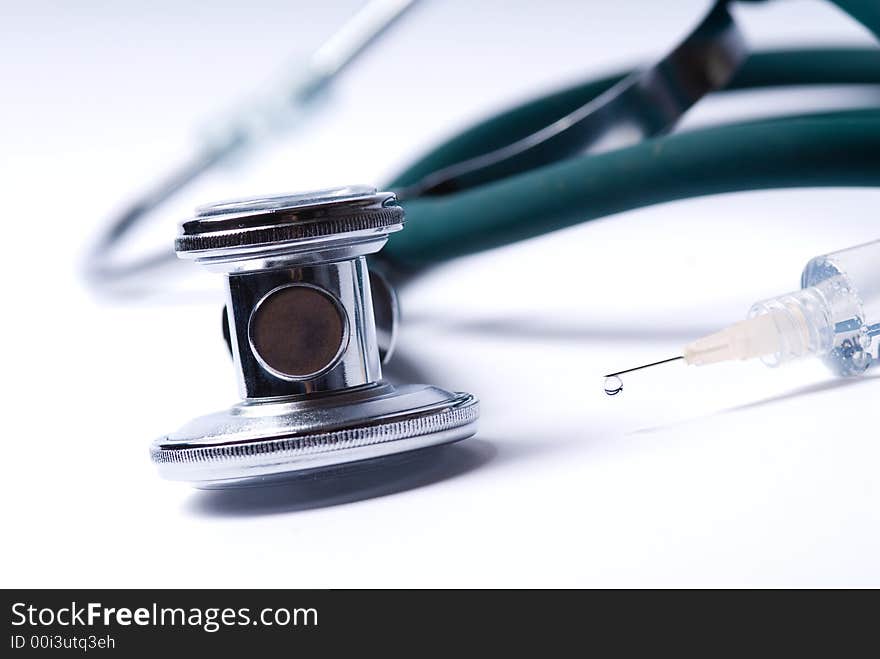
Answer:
[{"xmin": 1, "ymin": 0, "xmax": 878, "ymax": 587}]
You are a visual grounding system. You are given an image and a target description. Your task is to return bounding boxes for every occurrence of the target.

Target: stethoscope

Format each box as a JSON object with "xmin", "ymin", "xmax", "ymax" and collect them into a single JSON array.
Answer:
[{"xmin": 86, "ymin": 0, "xmax": 880, "ymax": 487}]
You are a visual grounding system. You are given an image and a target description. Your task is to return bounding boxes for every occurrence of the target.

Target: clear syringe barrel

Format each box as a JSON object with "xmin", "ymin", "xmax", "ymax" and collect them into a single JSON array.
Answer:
[{"xmin": 748, "ymin": 239, "xmax": 880, "ymax": 375}]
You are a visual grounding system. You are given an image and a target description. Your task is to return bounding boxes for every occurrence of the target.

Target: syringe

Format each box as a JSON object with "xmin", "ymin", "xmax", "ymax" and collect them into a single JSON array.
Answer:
[{"xmin": 604, "ymin": 239, "xmax": 880, "ymax": 395}]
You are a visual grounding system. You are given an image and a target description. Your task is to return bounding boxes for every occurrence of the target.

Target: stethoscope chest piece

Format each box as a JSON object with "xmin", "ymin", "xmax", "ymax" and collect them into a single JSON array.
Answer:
[{"xmin": 151, "ymin": 185, "xmax": 479, "ymax": 488}]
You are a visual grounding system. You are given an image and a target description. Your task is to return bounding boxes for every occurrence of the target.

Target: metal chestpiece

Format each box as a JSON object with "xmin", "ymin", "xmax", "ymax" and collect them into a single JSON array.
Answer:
[
  {"xmin": 176, "ymin": 185, "xmax": 403, "ymax": 398},
  {"xmin": 151, "ymin": 186, "xmax": 479, "ymax": 488}
]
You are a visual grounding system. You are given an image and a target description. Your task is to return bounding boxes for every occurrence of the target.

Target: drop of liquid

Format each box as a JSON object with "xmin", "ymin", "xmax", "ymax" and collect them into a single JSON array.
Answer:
[{"xmin": 603, "ymin": 375, "xmax": 623, "ymax": 396}]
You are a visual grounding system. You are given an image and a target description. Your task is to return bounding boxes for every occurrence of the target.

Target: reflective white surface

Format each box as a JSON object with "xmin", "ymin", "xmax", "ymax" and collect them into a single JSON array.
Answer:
[{"xmin": 2, "ymin": 0, "xmax": 879, "ymax": 587}]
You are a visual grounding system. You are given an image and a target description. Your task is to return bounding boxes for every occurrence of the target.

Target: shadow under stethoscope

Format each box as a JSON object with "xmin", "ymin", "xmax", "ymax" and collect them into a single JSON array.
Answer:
[{"xmin": 186, "ymin": 440, "xmax": 496, "ymax": 518}]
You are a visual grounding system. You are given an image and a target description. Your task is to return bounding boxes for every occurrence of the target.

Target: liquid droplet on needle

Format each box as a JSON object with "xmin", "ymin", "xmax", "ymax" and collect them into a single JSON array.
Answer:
[
  {"xmin": 602, "ymin": 355, "xmax": 684, "ymax": 396},
  {"xmin": 603, "ymin": 375, "xmax": 623, "ymax": 396}
]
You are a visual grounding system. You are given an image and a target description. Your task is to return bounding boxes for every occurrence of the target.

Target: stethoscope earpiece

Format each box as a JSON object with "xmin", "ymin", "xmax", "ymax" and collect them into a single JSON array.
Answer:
[{"xmin": 151, "ymin": 186, "xmax": 478, "ymax": 488}]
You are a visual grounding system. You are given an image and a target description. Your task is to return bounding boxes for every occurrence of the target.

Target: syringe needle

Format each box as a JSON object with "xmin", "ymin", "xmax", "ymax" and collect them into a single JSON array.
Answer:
[
  {"xmin": 605, "ymin": 355, "xmax": 684, "ymax": 378},
  {"xmin": 602, "ymin": 355, "xmax": 684, "ymax": 396}
]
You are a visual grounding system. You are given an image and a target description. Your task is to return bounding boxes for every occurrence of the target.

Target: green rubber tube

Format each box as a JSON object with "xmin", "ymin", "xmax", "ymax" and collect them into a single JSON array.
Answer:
[
  {"xmin": 389, "ymin": 48, "xmax": 880, "ymax": 190},
  {"xmin": 383, "ymin": 0, "xmax": 880, "ymax": 268},
  {"xmin": 389, "ymin": 73, "xmax": 624, "ymax": 188},
  {"xmin": 385, "ymin": 110, "xmax": 880, "ymax": 266},
  {"xmin": 389, "ymin": 2, "xmax": 880, "ymax": 189},
  {"xmin": 831, "ymin": 0, "xmax": 880, "ymax": 40}
]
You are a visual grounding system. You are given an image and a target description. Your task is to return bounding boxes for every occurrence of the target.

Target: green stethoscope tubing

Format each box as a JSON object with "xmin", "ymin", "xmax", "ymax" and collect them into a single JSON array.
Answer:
[
  {"xmin": 384, "ymin": 2, "xmax": 880, "ymax": 267},
  {"xmin": 389, "ymin": 105, "xmax": 880, "ymax": 265},
  {"xmin": 390, "ymin": 49, "xmax": 880, "ymax": 191}
]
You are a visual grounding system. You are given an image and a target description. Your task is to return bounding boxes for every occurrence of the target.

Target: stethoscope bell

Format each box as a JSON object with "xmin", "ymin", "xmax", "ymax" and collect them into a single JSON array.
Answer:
[{"xmin": 151, "ymin": 185, "xmax": 479, "ymax": 488}]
